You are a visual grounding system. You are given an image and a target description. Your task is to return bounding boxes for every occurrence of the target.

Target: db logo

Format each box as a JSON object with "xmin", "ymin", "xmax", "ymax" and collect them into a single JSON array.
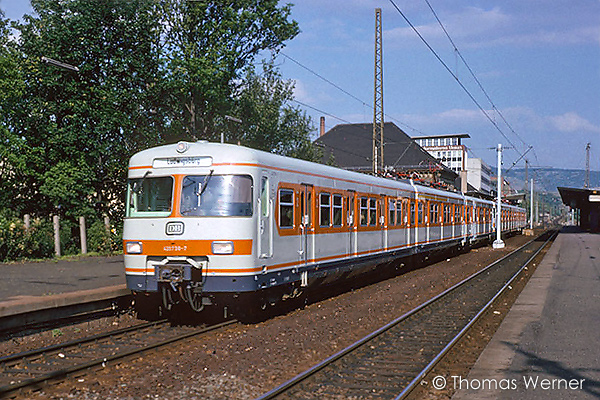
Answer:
[{"xmin": 165, "ymin": 221, "xmax": 184, "ymax": 235}]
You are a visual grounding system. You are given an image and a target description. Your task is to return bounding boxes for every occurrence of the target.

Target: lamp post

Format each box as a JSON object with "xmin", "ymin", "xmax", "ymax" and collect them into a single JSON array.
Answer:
[
  {"xmin": 41, "ymin": 56, "xmax": 79, "ymax": 72},
  {"xmin": 223, "ymin": 115, "xmax": 242, "ymax": 144},
  {"xmin": 493, "ymin": 143, "xmax": 505, "ymax": 249}
]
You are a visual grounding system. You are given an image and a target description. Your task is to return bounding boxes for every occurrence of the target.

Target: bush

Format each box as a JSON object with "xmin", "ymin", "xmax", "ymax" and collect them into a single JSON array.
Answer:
[
  {"xmin": 0, "ymin": 214, "xmax": 122, "ymax": 262},
  {"xmin": 0, "ymin": 215, "xmax": 54, "ymax": 262},
  {"xmin": 88, "ymin": 219, "xmax": 122, "ymax": 254}
]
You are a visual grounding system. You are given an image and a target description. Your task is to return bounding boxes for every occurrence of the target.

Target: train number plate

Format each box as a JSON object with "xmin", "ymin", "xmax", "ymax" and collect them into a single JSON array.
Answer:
[{"xmin": 165, "ymin": 221, "xmax": 185, "ymax": 235}]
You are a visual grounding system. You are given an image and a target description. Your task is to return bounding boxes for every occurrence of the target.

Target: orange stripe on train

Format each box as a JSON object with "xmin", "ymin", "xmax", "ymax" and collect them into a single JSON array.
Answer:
[{"xmin": 122, "ymin": 239, "xmax": 253, "ymax": 256}]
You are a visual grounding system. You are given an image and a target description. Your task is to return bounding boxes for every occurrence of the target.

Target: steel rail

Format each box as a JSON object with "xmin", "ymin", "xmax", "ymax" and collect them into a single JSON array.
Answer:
[
  {"xmin": 0, "ymin": 319, "xmax": 237, "ymax": 397},
  {"xmin": 394, "ymin": 229, "xmax": 557, "ymax": 399},
  {"xmin": 0, "ymin": 319, "xmax": 168, "ymax": 365},
  {"xmin": 256, "ymin": 230, "xmax": 557, "ymax": 400}
]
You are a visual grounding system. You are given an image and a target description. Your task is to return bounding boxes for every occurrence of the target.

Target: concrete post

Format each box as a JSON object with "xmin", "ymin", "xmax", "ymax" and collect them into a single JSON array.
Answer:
[
  {"xmin": 493, "ymin": 144, "xmax": 505, "ymax": 249},
  {"xmin": 530, "ymin": 178, "xmax": 534, "ymax": 229},
  {"xmin": 460, "ymin": 170, "xmax": 468, "ymax": 194},
  {"xmin": 79, "ymin": 216, "xmax": 87, "ymax": 254},
  {"xmin": 24, "ymin": 214, "xmax": 30, "ymax": 231},
  {"xmin": 53, "ymin": 215, "xmax": 61, "ymax": 257}
]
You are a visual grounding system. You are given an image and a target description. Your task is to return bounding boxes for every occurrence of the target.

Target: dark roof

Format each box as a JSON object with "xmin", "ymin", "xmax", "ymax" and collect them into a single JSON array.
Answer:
[
  {"xmin": 316, "ymin": 122, "xmax": 453, "ymax": 173},
  {"xmin": 412, "ymin": 133, "xmax": 471, "ymax": 140},
  {"xmin": 558, "ymin": 187, "xmax": 600, "ymax": 209}
]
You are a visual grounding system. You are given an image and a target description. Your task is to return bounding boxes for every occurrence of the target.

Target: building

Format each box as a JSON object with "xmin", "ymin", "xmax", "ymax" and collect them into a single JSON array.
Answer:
[
  {"xmin": 466, "ymin": 158, "xmax": 493, "ymax": 195},
  {"xmin": 412, "ymin": 133, "xmax": 470, "ymax": 173},
  {"xmin": 316, "ymin": 122, "xmax": 459, "ymax": 190}
]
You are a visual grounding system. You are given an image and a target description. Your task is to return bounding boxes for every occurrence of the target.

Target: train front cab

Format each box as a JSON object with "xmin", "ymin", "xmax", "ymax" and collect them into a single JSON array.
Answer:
[{"xmin": 123, "ymin": 151, "xmax": 262, "ymax": 314}]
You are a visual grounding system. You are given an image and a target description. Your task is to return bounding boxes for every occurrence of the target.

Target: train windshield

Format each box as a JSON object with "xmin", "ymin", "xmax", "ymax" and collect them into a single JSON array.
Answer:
[
  {"xmin": 126, "ymin": 176, "xmax": 173, "ymax": 217},
  {"xmin": 180, "ymin": 174, "xmax": 253, "ymax": 217}
]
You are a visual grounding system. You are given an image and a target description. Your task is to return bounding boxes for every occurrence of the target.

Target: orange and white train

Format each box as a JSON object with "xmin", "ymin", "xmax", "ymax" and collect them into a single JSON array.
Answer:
[{"xmin": 123, "ymin": 141, "xmax": 526, "ymax": 316}]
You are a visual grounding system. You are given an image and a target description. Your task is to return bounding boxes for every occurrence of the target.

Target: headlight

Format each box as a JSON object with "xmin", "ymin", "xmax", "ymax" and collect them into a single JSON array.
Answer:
[
  {"xmin": 212, "ymin": 241, "xmax": 234, "ymax": 255},
  {"xmin": 126, "ymin": 241, "xmax": 143, "ymax": 254}
]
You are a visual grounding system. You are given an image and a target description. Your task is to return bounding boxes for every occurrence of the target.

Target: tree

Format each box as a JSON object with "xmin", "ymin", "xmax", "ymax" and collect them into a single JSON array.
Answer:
[
  {"xmin": 0, "ymin": 10, "xmax": 26, "ymax": 214},
  {"xmin": 232, "ymin": 60, "xmax": 321, "ymax": 162},
  {"xmin": 0, "ymin": 0, "xmax": 306, "ymax": 230},
  {"xmin": 4, "ymin": 0, "xmax": 165, "ymax": 220},
  {"xmin": 159, "ymin": 0, "xmax": 299, "ymax": 142}
]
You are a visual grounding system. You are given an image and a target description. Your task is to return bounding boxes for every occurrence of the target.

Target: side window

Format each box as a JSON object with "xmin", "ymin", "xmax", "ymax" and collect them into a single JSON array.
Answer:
[
  {"xmin": 320, "ymin": 193, "xmax": 331, "ymax": 227},
  {"xmin": 369, "ymin": 198, "xmax": 377, "ymax": 226},
  {"xmin": 360, "ymin": 197, "xmax": 368, "ymax": 226},
  {"xmin": 260, "ymin": 177, "xmax": 269, "ymax": 217},
  {"xmin": 409, "ymin": 201, "xmax": 415, "ymax": 226},
  {"xmin": 396, "ymin": 200, "xmax": 403, "ymax": 226},
  {"xmin": 279, "ymin": 189, "xmax": 294, "ymax": 228},
  {"xmin": 389, "ymin": 199, "xmax": 396, "ymax": 226},
  {"xmin": 332, "ymin": 194, "xmax": 343, "ymax": 227},
  {"xmin": 418, "ymin": 201, "xmax": 424, "ymax": 225},
  {"xmin": 429, "ymin": 202, "xmax": 439, "ymax": 225}
]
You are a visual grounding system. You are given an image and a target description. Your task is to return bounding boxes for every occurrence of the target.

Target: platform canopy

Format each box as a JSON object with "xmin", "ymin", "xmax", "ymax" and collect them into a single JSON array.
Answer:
[{"xmin": 558, "ymin": 186, "xmax": 600, "ymax": 231}]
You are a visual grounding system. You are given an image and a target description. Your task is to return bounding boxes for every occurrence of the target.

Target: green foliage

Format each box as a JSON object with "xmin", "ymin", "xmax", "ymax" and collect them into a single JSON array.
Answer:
[
  {"xmin": 0, "ymin": 212, "xmax": 54, "ymax": 262},
  {"xmin": 4, "ymin": 0, "xmax": 166, "ymax": 220},
  {"xmin": 232, "ymin": 60, "xmax": 321, "ymax": 162},
  {"xmin": 87, "ymin": 219, "xmax": 121, "ymax": 254},
  {"xmin": 159, "ymin": 0, "xmax": 299, "ymax": 142},
  {"xmin": 0, "ymin": 1, "xmax": 315, "ymax": 261}
]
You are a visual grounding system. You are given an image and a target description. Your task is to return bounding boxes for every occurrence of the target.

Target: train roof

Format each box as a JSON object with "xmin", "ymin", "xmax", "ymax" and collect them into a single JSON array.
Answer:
[{"xmin": 129, "ymin": 141, "xmax": 520, "ymax": 209}]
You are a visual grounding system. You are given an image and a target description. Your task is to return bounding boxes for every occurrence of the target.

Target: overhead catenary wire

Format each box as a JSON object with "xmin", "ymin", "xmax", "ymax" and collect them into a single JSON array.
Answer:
[
  {"xmin": 280, "ymin": 52, "xmax": 428, "ymax": 136},
  {"xmin": 422, "ymin": 0, "xmax": 529, "ymax": 151},
  {"xmin": 388, "ymin": 0, "xmax": 524, "ymax": 163}
]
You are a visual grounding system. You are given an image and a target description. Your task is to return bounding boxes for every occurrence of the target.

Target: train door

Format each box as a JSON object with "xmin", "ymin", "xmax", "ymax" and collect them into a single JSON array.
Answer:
[
  {"xmin": 347, "ymin": 191, "xmax": 357, "ymax": 256},
  {"xmin": 403, "ymin": 199, "xmax": 410, "ymax": 247},
  {"xmin": 258, "ymin": 174, "xmax": 272, "ymax": 259},
  {"xmin": 409, "ymin": 197, "xmax": 417, "ymax": 247},
  {"xmin": 380, "ymin": 196, "xmax": 387, "ymax": 250},
  {"xmin": 300, "ymin": 184, "xmax": 313, "ymax": 265},
  {"xmin": 467, "ymin": 202, "xmax": 473, "ymax": 239}
]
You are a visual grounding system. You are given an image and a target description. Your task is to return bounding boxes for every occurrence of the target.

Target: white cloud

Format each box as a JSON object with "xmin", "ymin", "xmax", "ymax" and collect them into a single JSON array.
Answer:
[
  {"xmin": 385, "ymin": 6, "xmax": 512, "ymax": 48},
  {"xmin": 384, "ymin": 4, "xmax": 600, "ymax": 49},
  {"xmin": 397, "ymin": 107, "xmax": 600, "ymax": 138},
  {"xmin": 291, "ymin": 79, "xmax": 315, "ymax": 104},
  {"xmin": 548, "ymin": 112, "xmax": 600, "ymax": 133}
]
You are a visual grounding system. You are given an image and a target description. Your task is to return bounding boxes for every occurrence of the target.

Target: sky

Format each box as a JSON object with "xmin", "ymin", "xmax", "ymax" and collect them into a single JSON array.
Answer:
[{"xmin": 2, "ymin": 0, "xmax": 599, "ymax": 172}]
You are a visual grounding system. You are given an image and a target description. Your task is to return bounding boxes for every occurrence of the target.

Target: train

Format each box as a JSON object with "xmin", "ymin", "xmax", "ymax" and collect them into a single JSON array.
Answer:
[{"xmin": 123, "ymin": 141, "xmax": 526, "ymax": 318}]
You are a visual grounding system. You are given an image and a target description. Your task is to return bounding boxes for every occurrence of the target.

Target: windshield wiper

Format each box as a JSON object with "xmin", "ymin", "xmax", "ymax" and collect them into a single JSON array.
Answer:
[
  {"xmin": 198, "ymin": 169, "xmax": 214, "ymax": 197},
  {"xmin": 132, "ymin": 170, "xmax": 152, "ymax": 193}
]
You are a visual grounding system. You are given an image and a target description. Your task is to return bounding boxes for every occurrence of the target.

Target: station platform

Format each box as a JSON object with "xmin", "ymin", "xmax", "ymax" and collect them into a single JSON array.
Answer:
[
  {"xmin": 453, "ymin": 226, "xmax": 600, "ymax": 399},
  {"xmin": 0, "ymin": 255, "xmax": 128, "ymax": 320}
]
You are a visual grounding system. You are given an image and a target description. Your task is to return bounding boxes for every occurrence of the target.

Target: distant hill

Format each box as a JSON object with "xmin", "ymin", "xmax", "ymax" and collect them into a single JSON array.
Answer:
[{"xmin": 504, "ymin": 168, "xmax": 600, "ymax": 194}]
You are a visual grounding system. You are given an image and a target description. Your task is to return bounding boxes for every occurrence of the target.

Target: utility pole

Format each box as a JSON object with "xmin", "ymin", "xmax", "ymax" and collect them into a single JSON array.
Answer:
[
  {"xmin": 372, "ymin": 8, "xmax": 384, "ymax": 175},
  {"xmin": 493, "ymin": 144, "xmax": 505, "ymax": 249},
  {"xmin": 530, "ymin": 178, "xmax": 534, "ymax": 229},
  {"xmin": 585, "ymin": 143, "xmax": 591, "ymax": 188},
  {"xmin": 524, "ymin": 159, "xmax": 528, "ymax": 192}
]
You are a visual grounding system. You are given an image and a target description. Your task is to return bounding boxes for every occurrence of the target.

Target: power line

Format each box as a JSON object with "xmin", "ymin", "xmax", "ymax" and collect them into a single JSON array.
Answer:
[
  {"xmin": 422, "ymin": 0, "xmax": 529, "ymax": 151},
  {"xmin": 290, "ymin": 99, "xmax": 353, "ymax": 124},
  {"xmin": 281, "ymin": 53, "xmax": 369, "ymax": 109},
  {"xmin": 280, "ymin": 52, "xmax": 428, "ymax": 136},
  {"xmin": 388, "ymin": 0, "xmax": 524, "ymax": 162}
]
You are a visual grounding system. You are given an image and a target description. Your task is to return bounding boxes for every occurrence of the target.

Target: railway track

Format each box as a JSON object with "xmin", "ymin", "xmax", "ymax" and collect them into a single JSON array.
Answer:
[
  {"xmin": 0, "ymin": 318, "xmax": 237, "ymax": 398},
  {"xmin": 257, "ymin": 230, "xmax": 557, "ymax": 400}
]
